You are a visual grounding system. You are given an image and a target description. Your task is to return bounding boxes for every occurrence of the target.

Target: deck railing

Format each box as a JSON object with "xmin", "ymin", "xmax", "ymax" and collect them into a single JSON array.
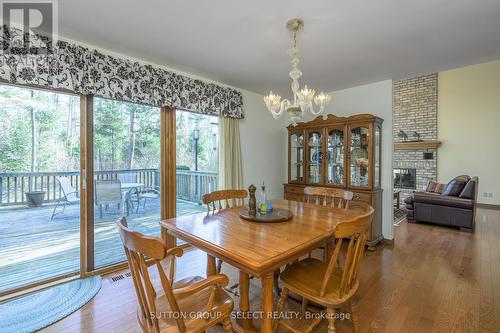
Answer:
[
  {"xmin": 176, "ymin": 170, "xmax": 218, "ymax": 203},
  {"xmin": 0, "ymin": 169, "xmax": 217, "ymax": 207}
]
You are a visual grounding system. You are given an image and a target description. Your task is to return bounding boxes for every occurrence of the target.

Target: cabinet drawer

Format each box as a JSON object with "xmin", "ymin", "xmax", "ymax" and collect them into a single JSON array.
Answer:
[
  {"xmin": 352, "ymin": 191, "xmax": 372, "ymax": 203},
  {"xmin": 284, "ymin": 193, "xmax": 304, "ymax": 202},
  {"xmin": 284, "ymin": 185, "xmax": 305, "ymax": 195}
]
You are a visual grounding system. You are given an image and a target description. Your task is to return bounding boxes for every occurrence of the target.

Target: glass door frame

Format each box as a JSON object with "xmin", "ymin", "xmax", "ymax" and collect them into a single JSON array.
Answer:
[
  {"xmin": 347, "ymin": 122, "xmax": 373, "ymax": 189},
  {"xmin": 288, "ymin": 129, "xmax": 305, "ymax": 184},
  {"xmin": 325, "ymin": 125, "xmax": 347, "ymax": 188},
  {"xmin": 81, "ymin": 99, "xmax": 178, "ymax": 276},
  {"xmin": 373, "ymin": 123, "xmax": 382, "ymax": 189},
  {"xmin": 0, "ymin": 82, "xmax": 83, "ymax": 297},
  {"xmin": 304, "ymin": 127, "xmax": 326, "ymax": 185}
]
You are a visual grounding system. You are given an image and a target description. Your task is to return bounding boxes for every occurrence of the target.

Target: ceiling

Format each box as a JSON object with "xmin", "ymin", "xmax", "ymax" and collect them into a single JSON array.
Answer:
[{"xmin": 54, "ymin": 0, "xmax": 500, "ymax": 95}]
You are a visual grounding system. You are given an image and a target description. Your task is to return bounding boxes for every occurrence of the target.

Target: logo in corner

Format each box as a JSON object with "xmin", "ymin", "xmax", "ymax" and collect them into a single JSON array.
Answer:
[{"xmin": 1, "ymin": 0, "xmax": 58, "ymax": 55}]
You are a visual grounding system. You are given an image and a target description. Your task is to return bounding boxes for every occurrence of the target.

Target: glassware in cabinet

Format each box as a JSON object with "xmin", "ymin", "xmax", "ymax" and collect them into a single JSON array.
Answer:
[
  {"xmin": 349, "ymin": 125, "xmax": 370, "ymax": 187},
  {"xmin": 307, "ymin": 130, "xmax": 323, "ymax": 184},
  {"xmin": 327, "ymin": 128, "xmax": 345, "ymax": 185}
]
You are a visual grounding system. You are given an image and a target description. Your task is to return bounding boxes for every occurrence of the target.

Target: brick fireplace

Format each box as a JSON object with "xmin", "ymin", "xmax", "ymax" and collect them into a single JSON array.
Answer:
[{"xmin": 393, "ymin": 74, "xmax": 438, "ymax": 206}]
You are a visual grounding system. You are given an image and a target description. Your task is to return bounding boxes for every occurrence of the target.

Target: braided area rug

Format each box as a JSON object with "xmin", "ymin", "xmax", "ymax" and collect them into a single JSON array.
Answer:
[{"xmin": 0, "ymin": 275, "xmax": 101, "ymax": 333}]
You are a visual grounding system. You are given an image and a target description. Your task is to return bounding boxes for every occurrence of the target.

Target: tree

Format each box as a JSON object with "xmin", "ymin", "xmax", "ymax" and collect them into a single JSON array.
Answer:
[{"xmin": 0, "ymin": 85, "xmax": 80, "ymax": 174}]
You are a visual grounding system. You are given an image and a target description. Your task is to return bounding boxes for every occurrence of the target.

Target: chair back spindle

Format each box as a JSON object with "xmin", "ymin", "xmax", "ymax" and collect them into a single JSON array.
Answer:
[
  {"xmin": 202, "ymin": 189, "xmax": 248, "ymax": 215},
  {"xmin": 304, "ymin": 186, "xmax": 354, "ymax": 209}
]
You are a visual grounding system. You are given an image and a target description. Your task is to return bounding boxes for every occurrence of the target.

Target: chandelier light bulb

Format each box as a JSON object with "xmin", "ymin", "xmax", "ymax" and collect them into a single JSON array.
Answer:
[
  {"xmin": 314, "ymin": 92, "xmax": 332, "ymax": 108},
  {"xmin": 264, "ymin": 91, "xmax": 281, "ymax": 110},
  {"xmin": 297, "ymin": 85, "xmax": 316, "ymax": 102}
]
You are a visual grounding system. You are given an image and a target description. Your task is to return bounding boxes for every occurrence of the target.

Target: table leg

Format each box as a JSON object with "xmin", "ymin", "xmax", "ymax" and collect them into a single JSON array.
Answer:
[
  {"xmin": 261, "ymin": 273, "xmax": 274, "ymax": 333},
  {"xmin": 237, "ymin": 271, "xmax": 257, "ymax": 332},
  {"xmin": 207, "ymin": 254, "xmax": 216, "ymax": 276}
]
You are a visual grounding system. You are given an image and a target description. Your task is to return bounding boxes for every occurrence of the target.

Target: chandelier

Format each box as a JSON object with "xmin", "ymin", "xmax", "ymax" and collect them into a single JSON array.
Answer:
[{"xmin": 264, "ymin": 18, "xmax": 332, "ymax": 126}]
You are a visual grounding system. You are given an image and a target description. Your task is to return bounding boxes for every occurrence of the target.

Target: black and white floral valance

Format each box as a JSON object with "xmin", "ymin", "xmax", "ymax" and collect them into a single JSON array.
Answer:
[{"xmin": 0, "ymin": 25, "xmax": 244, "ymax": 118}]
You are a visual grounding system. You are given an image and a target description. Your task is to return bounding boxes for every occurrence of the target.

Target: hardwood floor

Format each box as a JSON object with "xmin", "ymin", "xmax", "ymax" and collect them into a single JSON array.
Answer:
[{"xmin": 41, "ymin": 207, "xmax": 500, "ymax": 332}]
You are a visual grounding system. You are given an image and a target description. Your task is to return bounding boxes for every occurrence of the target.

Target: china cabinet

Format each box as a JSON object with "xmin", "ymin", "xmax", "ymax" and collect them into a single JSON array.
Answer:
[{"xmin": 284, "ymin": 114, "xmax": 384, "ymax": 249}]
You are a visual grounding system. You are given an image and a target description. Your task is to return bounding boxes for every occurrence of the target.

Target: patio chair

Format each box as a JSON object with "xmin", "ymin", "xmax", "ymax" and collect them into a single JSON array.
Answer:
[
  {"xmin": 51, "ymin": 177, "xmax": 80, "ymax": 221},
  {"xmin": 117, "ymin": 172, "xmax": 136, "ymax": 183},
  {"xmin": 95, "ymin": 179, "xmax": 126, "ymax": 218},
  {"xmin": 135, "ymin": 185, "xmax": 160, "ymax": 213},
  {"xmin": 118, "ymin": 172, "xmax": 140, "ymax": 211}
]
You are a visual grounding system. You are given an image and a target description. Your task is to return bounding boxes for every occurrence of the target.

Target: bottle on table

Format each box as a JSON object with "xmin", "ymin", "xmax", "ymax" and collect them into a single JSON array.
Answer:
[{"xmin": 258, "ymin": 181, "xmax": 273, "ymax": 214}]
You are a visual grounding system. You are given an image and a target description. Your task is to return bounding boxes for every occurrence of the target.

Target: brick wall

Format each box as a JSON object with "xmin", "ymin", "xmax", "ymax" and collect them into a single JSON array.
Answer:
[{"xmin": 393, "ymin": 74, "xmax": 438, "ymax": 205}]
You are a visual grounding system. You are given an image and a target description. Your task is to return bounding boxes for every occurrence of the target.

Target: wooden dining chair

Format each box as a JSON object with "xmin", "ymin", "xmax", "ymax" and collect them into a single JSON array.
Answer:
[
  {"xmin": 304, "ymin": 186, "xmax": 354, "ymax": 208},
  {"xmin": 202, "ymin": 189, "xmax": 248, "ymax": 273},
  {"xmin": 303, "ymin": 186, "xmax": 354, "ymax": 261},
  {"xmin": 202, "ymin": 189, "xmax": 248, "ymax": 214},
  {"xmin": 117, "ymin": 218, "xmax": 234, "ymax": 333},
  {"xmin": 275, "ymin": 204, "xmax": 374, "ymax": 333}
]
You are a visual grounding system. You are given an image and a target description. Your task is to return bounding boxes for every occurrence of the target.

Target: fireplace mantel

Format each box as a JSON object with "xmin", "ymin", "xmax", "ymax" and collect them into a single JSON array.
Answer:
[{"xmin": 394, "ymin": 140, "xmax": 442, "ymax": 150}]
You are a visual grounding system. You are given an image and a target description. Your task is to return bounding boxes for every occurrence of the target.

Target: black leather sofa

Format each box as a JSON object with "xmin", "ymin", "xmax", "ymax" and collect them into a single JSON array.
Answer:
[{"xmin": 404, "ymin": 176, "xmax": 478, "ymax": 232}]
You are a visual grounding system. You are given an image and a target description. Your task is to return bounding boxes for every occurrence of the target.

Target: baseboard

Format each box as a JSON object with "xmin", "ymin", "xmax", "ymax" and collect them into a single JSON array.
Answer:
[
  {"xmin": 383, "ymin": 238, "xmax": 395, "ymax": 247},
  {"xmin": 477, "ymin": 203, "xmax": 500, "ymax": 210}
]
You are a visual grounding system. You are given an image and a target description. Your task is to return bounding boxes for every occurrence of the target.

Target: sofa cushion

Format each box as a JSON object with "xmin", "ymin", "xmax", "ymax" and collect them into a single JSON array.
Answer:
[
  {"xmin": 459, "ymin": 177, "xmax": 477, "ymax": 200},
  {"xmin": 442, "ymin": 175, "xmax": 470, "ymax": 196},
  {"xmin": 426, "ymin": 181, "xmax": 447, "ymax": 193},
  {"xmin": 426, "ymin": 181, "xmax": 437, "ymax": 192},
  {"xmin": 414, "ymin": 192, "xmax": 474, "ymax": 209},
  {"xmin": 434, "ymin": 183, "xmax": 446, "ymax": 194}
]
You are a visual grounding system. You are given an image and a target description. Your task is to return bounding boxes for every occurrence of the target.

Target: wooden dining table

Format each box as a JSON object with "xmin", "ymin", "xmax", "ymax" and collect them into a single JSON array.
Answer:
[{"xmin": 160, "ymin": 199, "xmax": 364, "ymax": 333}]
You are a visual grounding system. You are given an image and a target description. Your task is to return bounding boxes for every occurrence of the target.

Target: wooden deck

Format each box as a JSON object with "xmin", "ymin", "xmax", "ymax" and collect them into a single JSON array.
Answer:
[{"xmin": 0, "ymin": 198, "xmax": 205, "ymax": 292}]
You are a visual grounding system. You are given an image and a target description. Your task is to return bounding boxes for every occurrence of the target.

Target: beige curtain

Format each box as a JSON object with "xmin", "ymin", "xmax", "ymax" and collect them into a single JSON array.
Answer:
[{"xmin": 217, "ymin": 117, "xmax": 243, "ymax": 190}]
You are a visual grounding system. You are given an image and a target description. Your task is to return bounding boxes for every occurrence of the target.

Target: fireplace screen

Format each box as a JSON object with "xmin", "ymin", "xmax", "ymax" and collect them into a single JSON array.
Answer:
[{"xmin": 394, "ymin": 168, "xmax": 416, "ymax": 189}]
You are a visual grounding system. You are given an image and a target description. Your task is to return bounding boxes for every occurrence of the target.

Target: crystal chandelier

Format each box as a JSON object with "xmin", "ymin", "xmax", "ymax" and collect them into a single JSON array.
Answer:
[{"xmin": 264, "ymin": 18, "xmax": 332, "ymax": 126}]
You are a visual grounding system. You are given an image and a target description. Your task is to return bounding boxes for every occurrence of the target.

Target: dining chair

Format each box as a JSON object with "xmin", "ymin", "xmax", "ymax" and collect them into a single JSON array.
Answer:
[
  {"xmin": 303, "ymin": 186, "xmax": 354, "ymax": 262},
  {"xmin": 202, "ymin": 189, "xmax": 248, "ymax": 274},
  {"xmin": 117, "ymin": 218, "xmax": 234, "ymax": 333},
  {"xmin": 304, "ymin": 186, "xmax": 354, "ymax": 208},
  {"xmin": 275, "ymin": 203, "xmax": 374, "ymax": 333}
]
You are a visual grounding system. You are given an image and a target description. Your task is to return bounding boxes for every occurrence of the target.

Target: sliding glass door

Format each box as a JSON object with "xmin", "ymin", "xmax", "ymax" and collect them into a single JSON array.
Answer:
[
  {"xmin": 92, "ymin": 97, "xmax": 161, "ymax": 268},
  {"xmin": 0, "ymin": 84, "xmax": 81, "ymax": 292},
  {"xmin": 175, "ymin": 110, "xmax": 218, "ymax": 218},
  {"xmin": 0, "ymin": 85, "xmax": 178, "ymax": 294}
]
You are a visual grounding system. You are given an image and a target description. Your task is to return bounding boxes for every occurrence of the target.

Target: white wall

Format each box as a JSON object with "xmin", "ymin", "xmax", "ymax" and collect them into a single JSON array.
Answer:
[
  {"xmin": 287, "ymin": 80, "xmax": 394, "ymax": 239},
  {"xmin": 239, "ymin": 89, "xmax": 285, "ymax": 198},
  {"xmin": 438, "ymin": 60, "xmax": 500, "ymax": 205}
]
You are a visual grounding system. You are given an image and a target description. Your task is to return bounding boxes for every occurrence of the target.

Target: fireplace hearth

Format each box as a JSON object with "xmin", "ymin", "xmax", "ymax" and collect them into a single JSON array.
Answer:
[{"xmin": 394, "ymin": 168, "xmax": 416, "ymax": 190}]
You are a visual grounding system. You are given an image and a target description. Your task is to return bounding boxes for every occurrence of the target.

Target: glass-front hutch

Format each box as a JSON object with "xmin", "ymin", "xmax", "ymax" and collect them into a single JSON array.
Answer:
[{"xmin": 285, "ymin": 114, "xmax": 384, "ymax": 249}]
